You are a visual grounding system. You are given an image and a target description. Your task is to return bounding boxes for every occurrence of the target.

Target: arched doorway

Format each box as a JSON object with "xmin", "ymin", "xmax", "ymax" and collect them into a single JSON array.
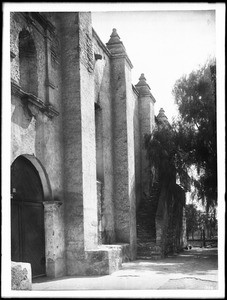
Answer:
[{"xmin": 11, "ymin": 155, "xmax": 47, "ymax": 278}]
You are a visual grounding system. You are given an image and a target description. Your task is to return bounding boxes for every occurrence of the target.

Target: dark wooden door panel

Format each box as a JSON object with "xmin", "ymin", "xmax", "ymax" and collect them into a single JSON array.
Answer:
[
  {"xmin": 11, "ymin": 201, "xmax": 20, "ymax": 262},
  {"xmin": 22, "ymin": 202, "xmax": 46, "ymax": 277},
  {"xmin": 11, "ymin": 156, "xmax": 46, "ymax": 278}
]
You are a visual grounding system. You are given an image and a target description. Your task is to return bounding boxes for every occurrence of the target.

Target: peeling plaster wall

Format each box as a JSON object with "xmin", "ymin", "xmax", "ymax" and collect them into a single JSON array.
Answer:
[
  {"xmin": 11, "ymin": 95, "xmax": 36, "ymax": 160},
  {"xmin": 10, "ymin": 12, "xmax": 65, "ymax": 277},
  {"xmin": 10, "ymin": 13, "xmax": 64, "ymax": 201}
]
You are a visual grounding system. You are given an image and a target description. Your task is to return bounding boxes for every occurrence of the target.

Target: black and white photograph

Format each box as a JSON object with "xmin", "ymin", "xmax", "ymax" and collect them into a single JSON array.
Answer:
[{"xmin": 2, "ymin": 2, "xmax": 225, "ymax": 298}]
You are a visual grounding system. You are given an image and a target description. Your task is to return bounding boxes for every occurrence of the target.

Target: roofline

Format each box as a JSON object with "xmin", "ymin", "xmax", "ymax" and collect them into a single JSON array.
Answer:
[{"xmin": 92, "ymin": 28, "xmax": 111, "ymax": 57}]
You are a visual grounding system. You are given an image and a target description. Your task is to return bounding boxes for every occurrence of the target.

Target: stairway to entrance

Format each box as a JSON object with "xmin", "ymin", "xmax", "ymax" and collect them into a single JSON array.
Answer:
[{"xmin": 136, "ymin": 182, "xmax": 161, "ymax": 259}]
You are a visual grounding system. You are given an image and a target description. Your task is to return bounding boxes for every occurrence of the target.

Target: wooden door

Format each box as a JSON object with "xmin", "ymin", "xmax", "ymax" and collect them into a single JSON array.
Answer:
[{"xmin": 11, "ymin": 156, "xmax": 46, "ymax": 278}]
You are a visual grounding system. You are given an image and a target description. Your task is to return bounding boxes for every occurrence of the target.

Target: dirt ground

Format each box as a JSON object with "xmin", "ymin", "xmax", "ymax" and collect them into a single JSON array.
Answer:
[{"xmin": 31, "ymin": 247, "xmax": 220, "ymax": 296}]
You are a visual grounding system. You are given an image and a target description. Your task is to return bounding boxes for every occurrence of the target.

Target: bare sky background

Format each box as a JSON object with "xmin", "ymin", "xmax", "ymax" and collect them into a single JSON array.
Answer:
[{"xmin": 92, "ymin": 10, "xmax": 216, "ymax": 121}]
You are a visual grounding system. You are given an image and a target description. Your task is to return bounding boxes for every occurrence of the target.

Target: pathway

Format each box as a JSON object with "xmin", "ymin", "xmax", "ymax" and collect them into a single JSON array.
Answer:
[{"xmin": 32, "ymin": 247, "xmax": 218, "ymax": 292}]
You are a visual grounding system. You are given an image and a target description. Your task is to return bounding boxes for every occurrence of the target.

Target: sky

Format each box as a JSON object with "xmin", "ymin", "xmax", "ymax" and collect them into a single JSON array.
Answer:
[{"xmin": 91, "ymin": 8, "xmax": 216, "ymax": 121}]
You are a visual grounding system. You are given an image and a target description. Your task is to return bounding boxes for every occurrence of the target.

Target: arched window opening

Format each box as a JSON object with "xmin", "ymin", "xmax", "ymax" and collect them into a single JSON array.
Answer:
[{"xmin": 19, "ymin": 29, "xmax": 38, "ymax": 96}]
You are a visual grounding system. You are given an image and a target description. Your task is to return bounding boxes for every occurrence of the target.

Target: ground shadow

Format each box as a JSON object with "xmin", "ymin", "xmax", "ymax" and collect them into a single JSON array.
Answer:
[{"xmin": 123, "ymin": 247, "xmax": 218, "ymax": 276}]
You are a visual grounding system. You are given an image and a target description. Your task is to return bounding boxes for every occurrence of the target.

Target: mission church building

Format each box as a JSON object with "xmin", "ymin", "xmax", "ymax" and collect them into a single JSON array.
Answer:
[{"xmin": 10, "ymin": 12, "xmax": 186, "ymax": 280}]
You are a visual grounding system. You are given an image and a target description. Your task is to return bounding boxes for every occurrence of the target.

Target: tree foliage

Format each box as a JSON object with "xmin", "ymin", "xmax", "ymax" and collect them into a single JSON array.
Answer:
[
  {"xmin": 144, "ymin": 124, "xmax": 190, "ymax": 191},
  {"xmin": 185, "ymin": 204, "xmax": 217, "ymax": 240},
  {"xmin": 172, "ymin": 59, "xmax": 217, "ymax": 209},
  {"xmin": 185, "ymin": 204, "xmax": 199, "ymax": 239},
  {"xmin": 145, "ymin": 59, "xmax": 217, "ymax": 211}
]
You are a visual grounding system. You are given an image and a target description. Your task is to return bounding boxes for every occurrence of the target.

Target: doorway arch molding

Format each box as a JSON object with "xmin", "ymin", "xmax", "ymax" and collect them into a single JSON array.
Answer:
[{"xmin": 19, "ymin": 154, "xmax": 53, "ymax": 201}]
